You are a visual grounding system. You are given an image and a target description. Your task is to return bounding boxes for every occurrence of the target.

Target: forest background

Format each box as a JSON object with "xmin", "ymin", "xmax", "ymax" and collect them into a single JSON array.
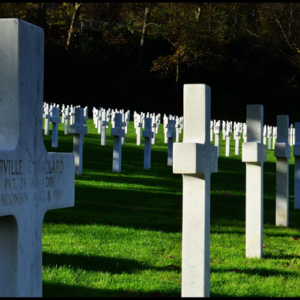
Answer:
[{"xmin": 2, "ymin": 2, "xmax": 300, "ymax": 125}]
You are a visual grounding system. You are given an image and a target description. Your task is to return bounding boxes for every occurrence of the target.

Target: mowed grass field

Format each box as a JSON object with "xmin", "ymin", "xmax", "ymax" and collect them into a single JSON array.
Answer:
[{"xmin": 42, "ymin": 117, "xmax": 300, "ymax": 297}]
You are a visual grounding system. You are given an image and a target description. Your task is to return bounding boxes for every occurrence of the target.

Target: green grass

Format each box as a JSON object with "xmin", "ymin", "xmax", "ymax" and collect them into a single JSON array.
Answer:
[{"xmin": 42, "ymin": 119, "xmax": 300, "ymax": 297}]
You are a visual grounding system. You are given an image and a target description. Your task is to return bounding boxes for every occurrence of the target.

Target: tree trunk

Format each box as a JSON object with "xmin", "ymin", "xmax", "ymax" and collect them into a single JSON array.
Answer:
[
  {"xmin": 176, "ymin": 55, "xmax": 182, "ymax": 115},
  {"xmin": 66, "ymin": 3, "xmax": 82, "ymax": 52},
  {"xmin": 195, "ymin": 4, "xmax": 202, "ymax": 23},
  {"xmin": 137, "ymin": 3, "xmax": 153, "ymax": 70}
]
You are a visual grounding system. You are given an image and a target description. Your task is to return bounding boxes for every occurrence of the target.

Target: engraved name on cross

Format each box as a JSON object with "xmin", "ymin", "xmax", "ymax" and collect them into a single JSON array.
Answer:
[
  {"xmin": 173, "ymin": 84, "xmax": 218, "ymax": 297},
  {"xmin": 0, "ymin": 19, "xmax": 75, "ymax": 297}
]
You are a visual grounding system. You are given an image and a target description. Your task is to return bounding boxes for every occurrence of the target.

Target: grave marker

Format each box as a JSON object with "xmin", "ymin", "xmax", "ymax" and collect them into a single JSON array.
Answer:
[
  {"xmin": 274, "ymin": 115, "xmax": 290, "ymax": 227},
  {"xmin": 111, "ymin": 113, "xmax": 125, "ymax": 172},
  {"xmin": 50, "ymin": 107, "xmax": 61, "ymax": 148},
  {"xmin": 0, "ymin": 18, "xmax": 74, "ymax": 297},
  {"xmin": 100, "ymin": 110, "xmax": 108, "ymax": 146},
  {"xmin": 167, "ymin": 120, "xmax": 176, "ymax": 166},
  {"xmin": 173, "ymin": 84, "xmax": 217, "ymax": 297},
  {"xmin": 294, "ymin": 122, "xmax": 300, "ymax": 209},
  {"xmin": 69, "ymin": 107, "xmax": 88, "ymax": 175},
  {"xmin": 143, "ymin": 118, "xmax": 154, "ymax": 169},
  {"xmin": 242, "ymin": 105, "xmax": 266, "ymax": 258},
  {"xmin": 43, "ymin": 104, "xmax": 50, "ymax": 135}
]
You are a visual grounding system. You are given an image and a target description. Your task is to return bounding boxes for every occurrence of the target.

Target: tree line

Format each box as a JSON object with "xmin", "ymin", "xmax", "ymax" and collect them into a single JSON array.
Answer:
[{"xmin": 1, "ymin": 3, "xmax": 300, "ymax": 124}]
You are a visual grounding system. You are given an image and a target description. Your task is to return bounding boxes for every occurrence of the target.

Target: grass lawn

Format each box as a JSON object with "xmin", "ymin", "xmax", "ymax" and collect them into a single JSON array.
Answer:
[{"xmin": 42, "ymin": 117, "xmax": 300, "ymax": 297}]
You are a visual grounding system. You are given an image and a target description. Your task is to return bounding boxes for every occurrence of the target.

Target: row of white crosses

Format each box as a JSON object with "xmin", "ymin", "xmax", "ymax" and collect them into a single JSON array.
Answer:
[
  {"xmin": 173, "ymin": 83, "xmax": 300, "ymax": 297},
  {"xmin": 210, "ymin": 119, "xmax": 299, "ymax": 159},
  {"xmin": 43, "ymin": 102, "xmax": 88, "ymax": 175},
  {"xmin": 133, "ymin": 111, "xmax": 162, "ymax": 145}
]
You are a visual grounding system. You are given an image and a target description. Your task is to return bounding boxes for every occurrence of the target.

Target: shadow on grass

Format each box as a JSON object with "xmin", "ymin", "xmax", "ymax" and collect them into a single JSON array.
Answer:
[
  {"xmin": 43, "ymin": 281, "xmax": 180, "ymax": 297},
  {"xmin": 43, "ymin": 252, "xmax": 181, "ymax": 275},
  {"xmin": 44, "ymin": 185, "xmax": 182, "ymax": 233},
  {"xmin": 263, "ymin": 252, "xmax": 300, "ymax": 260},
  {"xmin": 211, "ymin": 266, "xmax": 298, "ymax": 277}
]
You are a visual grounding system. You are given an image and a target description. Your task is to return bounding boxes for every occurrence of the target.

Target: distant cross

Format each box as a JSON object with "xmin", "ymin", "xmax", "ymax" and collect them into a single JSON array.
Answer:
[
  {"xmin": 143, "ymin": 117, "xmax": 154, "ymax": 169},
  {"xmin": 100, "ymin": 109, "xmax": 108, "ymax": 146},
  {"xmin": 111, "ymin": 113, "xmax": 125, "ymax": 172},
  {"xmin": 173, "ymin": 84, "xmax": 218, "ymax": 297},
  {"xmin": 0, "ymin": 19, "xmax": 74, "ymax": 297},
  {"xmin": 64, "ymin": 107, "xmax": 70, "ymax": 135},
  {"xmin": 242, "ymin": 105, "xmax": 266, "ymax": 258},
  {"xmin": 50, "ymin": 106, "xmax": 61, "ymax": 148},
  {"xmin": 167, "ymin": 120, "xmax": 176, "ymax": 166},
  {"xmin": 43, "ymin": 104, "xmax": 50, "ymax": 135},
  {"xmin": 69, "ymin": 107, "xmax": 88, "ymax": 175}
]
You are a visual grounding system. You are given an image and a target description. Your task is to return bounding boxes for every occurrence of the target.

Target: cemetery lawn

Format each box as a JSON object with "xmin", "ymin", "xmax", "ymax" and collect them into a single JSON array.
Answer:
[{"xmin": 42, "ymin": 119, "xmax": 300, "ymax": 297}]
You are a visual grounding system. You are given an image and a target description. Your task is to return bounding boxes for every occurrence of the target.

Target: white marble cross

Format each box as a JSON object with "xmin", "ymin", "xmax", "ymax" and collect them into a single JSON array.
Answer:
[
  {"xmin": 43, "ymin": 104, "xmax": 50, "ymax": 135},
  {"xmin": 111, "ymin": 113, "xmax": 125, "ymax": 172},
  {"xmin": 243, "ymin": 123, "xmax": 247, "ymax": 142},
  {"xmin": 83, "ymin": 106, "xmax": 88, "ymax": 124},
  {"xmin": 214, "ymin": 120, "xmax": 220, "ymax": 157},
  {"xmin": 0, "ymin": 19, "xmax": 75, "ymax": 297},
  {"xmin": 50, "ymin": 107, "xmax": 61, "ymax": 148},
  {"xmin": 234, "ymin": 123, "xmax": 241, "ymax": 155},
  {"xmin": 294, "ymin": 122, "xmax": 300, "ymax": 209},
  {"xmin": 289, "ymin": 124, "xmax": 293, "ymax": 146},
  {"xmin": 151, "ymin": 115, "xmax": 157, "ymax": 145},
  {"xmin": 274, "ymin": 115, "xmax": 290, "ymax": 227},
  {"xmin": 64, "ymin": 107, "xmax": 70, "ymax": 135},
  {"xmin": 242, "ymin": 105, "xmax": 266, "ymax": 258},
  {"xmin": 69, "ymin": 107, "xmax": 88, "ymax": 176},
  {"xmin": 225, "ymin": 122, "xmax": 232, "ymax": 157},
  {"xmin": 167, "ymin": 120, "xmax": 176, "ymax": 166},
  {"xmin": 143, "ymin": 118, "xmax": 154, "ymax": 169},
  {"xmin": 136, "ymin": 114, "xmax": 142, "ymax": 146},
  {"xmin": 210, "ymin": 120, "xmax": 214, "ymax": 142},
  {"xmin": 100, "ymin": 110, "xmax": 108, "ymax": 146},
  {"xmin": 272, "ymin": 126, "xmax": 277, "ymax": 149},
  {"xmin": 222, "ymin": 120, "xmax": 226, "ymax": 140},
  {"xmin": 267, "ymin": 126, "xmax": 272, "ymax": 150},
  {"xmin": 173, "ymin": 84, "xmax": 218, "ymax": 297},
  {"xmin": 263, "ymin": 125, "xmax": 267, "ymax": 145},
  {"xmin": 164, "ymin": 115, "xmax": 169, "ymax": 143}
]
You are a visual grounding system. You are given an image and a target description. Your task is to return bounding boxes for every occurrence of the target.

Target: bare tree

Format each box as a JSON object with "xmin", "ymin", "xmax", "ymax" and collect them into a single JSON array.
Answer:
[
  {"xmin": 66, "ymin": 2, "xmax": 82, "ymax": 52},
  {"xmin": 137, "ymin": 3, "xmax": 154, "ymax": 69}
]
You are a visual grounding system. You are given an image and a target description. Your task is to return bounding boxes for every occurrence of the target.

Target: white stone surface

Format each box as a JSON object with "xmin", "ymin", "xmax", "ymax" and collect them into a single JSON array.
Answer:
[
  {"xmin": 294, "ymin": 122, "xmax": 300, "ymax": 209},
  {"xmin": 151, "ymin": 117, "xmax": 157, "ymax": 145},
  {"xmin": 272, "ymin": 127, "xmax": 277, "ymax": 149},
  {"xmin": 136, "ymin": 114, "xmax": 142, "ymax": 146},
  {"xmin": 167, "ymin": 120, "xmax": 176, "ymax": 166},
  {"xmin": 242, "ymin": 105, "xmax": 266, "ymax": 258},
  {"xmin": 100, "ymin": 110, "xmax": 108, "ymax": 146},
  {"xmin": 267, "ymin": 126, "xmax": 272, "ymax": 150},
  {"xmin": 111, "ymin": 113, "xmax": 125, "ymax": 172},
  {"xmin": 143, "ymin": 118, "xmax": 154, "ymax": 169},
  {"xmin": 274, "ymin": 115, "xmax": 290, "ymax": 227},
  {"xmin": 214, "ymin": 120, "xmax": 220, "ymax": 157},
  {"xmin": 50, "ymin": 107, "xmax": 61, "ymax": 148},
  {"xmin": 64, "ymin": 107, "xmax": 70, "ymax": 135},
  {"xmin": 0, "ymin": 18, "xmax": 75, "ymax": 297},
  {"xmin": 43, "ymin": 104, "xmax": 50, "ymax": 135},
  {"xmin": 225, "ymin": 125, "xmax": 231, "ymax": 157},
  {"xmin": 69, "ymin": 107, "xmax": 88, "ymax": 176},
  {"xmin": 173, "ymin": 84, "xmax": 217, "ymax": 297}
]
